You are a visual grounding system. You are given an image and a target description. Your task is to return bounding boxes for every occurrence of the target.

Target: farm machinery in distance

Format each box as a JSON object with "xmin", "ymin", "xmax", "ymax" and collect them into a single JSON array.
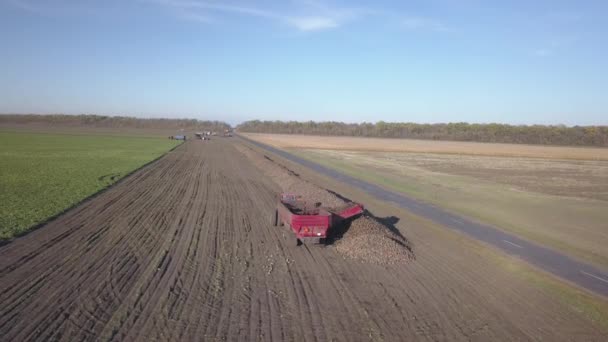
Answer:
[{"xmin": 195, "ymin": 132, "xmax": 211, "ymax": 140}]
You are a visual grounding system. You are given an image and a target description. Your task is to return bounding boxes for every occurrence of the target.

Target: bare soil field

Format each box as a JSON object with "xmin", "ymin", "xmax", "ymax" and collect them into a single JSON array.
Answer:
[
  {"xmin": 1, "ymin": 139, "xmax": 607, "ymax": 341},
  {"xmin": 242, "ymin": 133, "xmax": 608, "ymax": 160}
]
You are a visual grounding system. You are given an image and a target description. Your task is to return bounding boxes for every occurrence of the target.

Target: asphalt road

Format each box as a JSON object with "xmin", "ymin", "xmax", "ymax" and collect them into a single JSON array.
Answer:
[{"xmin": 241, "ymin": 136, "xmax": 608, "ymax": 298}]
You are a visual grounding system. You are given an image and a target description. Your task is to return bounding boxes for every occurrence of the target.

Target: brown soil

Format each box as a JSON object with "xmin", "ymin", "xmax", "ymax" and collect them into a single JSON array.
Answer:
[
  {"xmin": 237, "ymin": 146, "xmax": 344, "ymax": 209},
  {"xmin": 235, "ymin": 144, "xmax": 414, "ymax": 265},
  {"xmin": 0, "ymin": 139, "xmax": 606, "ymax": 341},
  {"xmin": 242, "ymin": 133, "xmax": 608, "ymax": 160},
  {"xmin": 334, "ymin": 216, "xmax": 415, "ymax": 265}
]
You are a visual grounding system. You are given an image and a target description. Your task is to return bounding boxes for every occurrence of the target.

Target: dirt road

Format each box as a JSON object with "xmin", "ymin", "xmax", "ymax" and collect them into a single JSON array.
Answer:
[{"xmin": 0, "ymin": 140, "xmax": 606, "ymax": 341}]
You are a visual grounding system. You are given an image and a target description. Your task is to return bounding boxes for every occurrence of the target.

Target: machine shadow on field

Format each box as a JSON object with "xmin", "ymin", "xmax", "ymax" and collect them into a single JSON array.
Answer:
[
  {"xmin": 322, "ymin": 210, "xmax": 415, "ymax": 259},
  {"xmin": 323, "ymin": 189, "xmax": 411, "ymax": 251},
  {"xmin": 324, "ymin": 213, "xmax": 402, "ymax": 242}
]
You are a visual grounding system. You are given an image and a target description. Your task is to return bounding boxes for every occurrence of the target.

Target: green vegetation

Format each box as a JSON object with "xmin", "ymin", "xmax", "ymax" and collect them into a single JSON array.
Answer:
[
  {"xmin": 0, "ymin": 131, "xmax": 180, "ymax": 239},
  {"xmin": 238, "ymin": 120, "xmax": 608, "ymax": 146},
  {"xmin": 475, "ymin": 239, "xmax": 608, "ymax": 332},
  {"xmin": 296, "ymin": 149, "xmax": 608, "ymax": 269},
  {"xmin": 1, "ymin": 114, "xmax": 231, "ymax": 132},
  {"xmin": 409, "ymin": 212, "xmax": 608, "ymax": 332}
]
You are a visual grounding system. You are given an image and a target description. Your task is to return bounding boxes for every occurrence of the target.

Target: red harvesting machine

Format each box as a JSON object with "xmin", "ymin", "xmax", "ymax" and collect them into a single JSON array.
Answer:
[{"xmin": 273, "ymin": 193, "xmax": 364, "ymax": 245}]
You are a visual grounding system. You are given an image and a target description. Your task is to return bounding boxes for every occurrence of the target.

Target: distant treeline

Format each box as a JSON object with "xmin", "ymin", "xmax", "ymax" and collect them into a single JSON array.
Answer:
[
  {"xmin": 0, "ymin": 114, "xmax": 231, "ymax": 132},
  {"xmin": 237, "ymin": 120, "xmax": 608, "ymax": 147}
]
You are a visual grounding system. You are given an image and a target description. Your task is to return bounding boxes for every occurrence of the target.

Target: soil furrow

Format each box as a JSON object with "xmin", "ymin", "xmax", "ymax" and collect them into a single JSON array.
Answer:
[{"xmin": 0, "ymin": 139, "xmax": 606, "ymax": 341}]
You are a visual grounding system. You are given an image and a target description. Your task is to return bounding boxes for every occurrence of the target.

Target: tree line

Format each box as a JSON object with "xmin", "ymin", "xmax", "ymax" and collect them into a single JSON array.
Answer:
[
  {"xmin": 237, "ymin": 120, "xmax": 608, "ymax": 147},
  {"xmin": 0, "ymin": 114, "xmax": 231, "ymax": 132}
]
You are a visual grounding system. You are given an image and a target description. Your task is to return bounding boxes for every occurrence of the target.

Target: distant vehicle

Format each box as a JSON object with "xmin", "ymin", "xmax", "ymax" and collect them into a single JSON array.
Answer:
[
  {"xmin": 194, "ymin": 133, "xmax": 211, "ymax": 141},
  {"xmin": 171, "ymin": 135, "xmax": 186, "ymax": 141}
]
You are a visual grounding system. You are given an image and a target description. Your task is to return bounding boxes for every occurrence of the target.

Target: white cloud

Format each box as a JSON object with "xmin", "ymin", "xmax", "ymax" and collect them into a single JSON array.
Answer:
[
  {"xmin": 285, "ymin": 16, "xmax": 338, "ymax": 31},
  {"xmin": 6, "ymin": 0, "xmax": 453, "ymax": 35},
  {"xmin": 178, "ymin": 11, "xmax": 214, "ymax": 23},
  {"xmin": 143, "ymin": 0, "xmax": 361, "ymax": 32},
  {"xmin": 142, "ymin": 0, "xmax": 275, "ymax": 18}
]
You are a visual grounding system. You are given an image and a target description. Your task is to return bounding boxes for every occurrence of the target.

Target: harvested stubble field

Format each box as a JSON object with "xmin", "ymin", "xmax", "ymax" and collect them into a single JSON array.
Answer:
[
  {"xmin": 243, "ymin": 133, "xmax": 608, "ymax": 269},
  {"xmin": 242, "ymin": 133, "xmax": 608, "ymax": 160},
  {"xmin": 1, "ymin": 137, "xmax": 607, "ymax": 341},
  {"xmin": 293, "ymin": 148, "xmax": 608, "ymax": 269}
]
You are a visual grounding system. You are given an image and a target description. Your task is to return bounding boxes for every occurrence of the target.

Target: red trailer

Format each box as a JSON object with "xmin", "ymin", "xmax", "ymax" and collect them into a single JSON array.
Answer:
[{"xmin": 273, "ymin": 193, "xmax": 364, "ymax": 245}]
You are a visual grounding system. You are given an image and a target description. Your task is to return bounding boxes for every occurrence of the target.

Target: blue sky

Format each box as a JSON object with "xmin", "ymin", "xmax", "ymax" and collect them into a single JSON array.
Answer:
[{"xmin": 1, "ymin": 0, "xmax": 607, "ymax": 125}]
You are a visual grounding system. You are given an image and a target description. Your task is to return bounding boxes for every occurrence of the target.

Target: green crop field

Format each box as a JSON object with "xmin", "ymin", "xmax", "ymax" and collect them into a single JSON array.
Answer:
[{"xmin": 0, "ymin": 131, "xmax": 180, "ymax": 240}]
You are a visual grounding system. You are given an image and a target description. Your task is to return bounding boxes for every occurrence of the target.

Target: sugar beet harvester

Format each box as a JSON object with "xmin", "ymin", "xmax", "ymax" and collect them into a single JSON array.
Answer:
[{"xmin": 273, "ymin": 193, "xmax": 364, "ymax": 246}]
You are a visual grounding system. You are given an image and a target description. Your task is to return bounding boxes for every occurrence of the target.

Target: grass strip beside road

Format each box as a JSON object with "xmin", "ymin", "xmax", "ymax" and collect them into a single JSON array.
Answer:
[
  {"xmin": 0, "ymin": 131, "xmax": 180, "ymax": 240},
  {"xmin": 422, "ymin": 211, "xmax": 608, "ymax": 332},
  {"xmin": 296, "ymin": 149, "xmax": 608, "ymax": 270},
  {"xmin": 242, "ymin": 139, "xmax": 608, "ymax": 331},
  {"xmin": 474, "ymin": 236, "xmax": 608, "ymax": 332}
]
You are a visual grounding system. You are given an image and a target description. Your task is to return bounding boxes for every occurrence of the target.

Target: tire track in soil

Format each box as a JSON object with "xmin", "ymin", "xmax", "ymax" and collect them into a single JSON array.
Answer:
[{"xmin": 0, "ymin": 139, "xmax": 606, "ymax": 341}]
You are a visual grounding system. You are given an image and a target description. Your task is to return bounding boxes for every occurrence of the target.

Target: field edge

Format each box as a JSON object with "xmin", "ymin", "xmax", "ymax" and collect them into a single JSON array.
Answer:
[
  {"xmin": 0, "ymin": 136, "xmax": 183, "ymax": 243},
  {"xmin": 236, "ymin": 136, "xmax": 608, "ymax": 332}
]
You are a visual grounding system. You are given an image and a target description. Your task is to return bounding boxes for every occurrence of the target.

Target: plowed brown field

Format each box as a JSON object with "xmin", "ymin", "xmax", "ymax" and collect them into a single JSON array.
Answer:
[{"xmin": 0, "ymin": 139, "xmax": 606, "ymax": 341}]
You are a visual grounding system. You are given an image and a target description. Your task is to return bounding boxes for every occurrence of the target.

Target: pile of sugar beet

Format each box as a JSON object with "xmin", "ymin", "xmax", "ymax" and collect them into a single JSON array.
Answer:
[{"xmin": 236, "ymin": 145, "xmax": 415, "ymax": 265}]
